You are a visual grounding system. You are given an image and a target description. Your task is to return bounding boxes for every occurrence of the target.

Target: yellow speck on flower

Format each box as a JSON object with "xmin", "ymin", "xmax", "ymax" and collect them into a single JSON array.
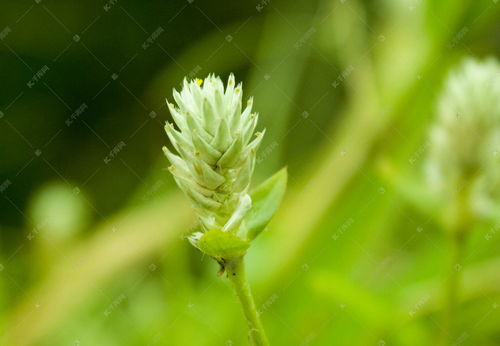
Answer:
[{"xmin": 196, "ymin": 78, "xmax": 203, "ymax": 86}]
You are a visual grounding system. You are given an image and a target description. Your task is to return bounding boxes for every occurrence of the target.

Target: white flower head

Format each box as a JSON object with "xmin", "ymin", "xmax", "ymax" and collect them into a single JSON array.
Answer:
[
  {"xmin": 163, "ymin": 74, "xmax": 264, "ymax": 242},
  {"xmin": 425, "ymin": 57, "xmax": 500, "ymax": 216}
]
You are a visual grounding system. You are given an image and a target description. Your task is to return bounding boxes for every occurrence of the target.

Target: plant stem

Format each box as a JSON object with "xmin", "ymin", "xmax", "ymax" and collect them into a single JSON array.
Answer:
[
  {"xmin": 226, "ymin": 258, "xmax": 269, "ymax": 346},
  {"xmin": 442, "ymin": 230, "xmax": 466, "ymax": 345}
]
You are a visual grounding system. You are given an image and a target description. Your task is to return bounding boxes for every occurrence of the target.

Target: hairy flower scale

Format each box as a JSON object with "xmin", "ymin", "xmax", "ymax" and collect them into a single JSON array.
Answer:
[{"xmin": 163, "ymin": 74, "xmax": 264, "ymax": 238}]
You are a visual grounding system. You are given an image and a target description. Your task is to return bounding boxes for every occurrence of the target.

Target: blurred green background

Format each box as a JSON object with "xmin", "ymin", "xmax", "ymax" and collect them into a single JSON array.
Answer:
[{"xmin": 1, "ymin": 0, "xmax": 499, "ymax": 345}]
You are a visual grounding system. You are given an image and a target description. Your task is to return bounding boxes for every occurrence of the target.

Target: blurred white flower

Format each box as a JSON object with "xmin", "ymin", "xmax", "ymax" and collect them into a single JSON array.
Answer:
[
  {"xmin": 163, "ymin": 74, "xmax": 264, "ymax": 238},
  {"xmin": 425, "ymin": 57, "xmax": 500, "ymax": 220}
]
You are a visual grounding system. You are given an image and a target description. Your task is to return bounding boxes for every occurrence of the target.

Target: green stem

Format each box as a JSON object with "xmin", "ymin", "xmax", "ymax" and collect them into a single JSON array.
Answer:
[
  {"xmin": 442, "ymin": 231, "xmax": 466, "ymax": 345},
  {"xmin": 226, "ymin": 258, "xmax": 269, "ymax": 346}
]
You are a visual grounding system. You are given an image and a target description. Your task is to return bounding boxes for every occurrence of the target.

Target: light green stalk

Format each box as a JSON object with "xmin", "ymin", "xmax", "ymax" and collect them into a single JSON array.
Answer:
[{"xmin": 226, "ymin": 258, "xmax": 269, "ymax": 346}]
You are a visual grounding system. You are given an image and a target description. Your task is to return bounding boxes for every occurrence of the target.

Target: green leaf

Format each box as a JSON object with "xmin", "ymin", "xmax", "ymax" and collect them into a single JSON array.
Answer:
[
  {"xmin": 245, "ymin": 167, "xmax": 287, "ymax": 240},
  {"xmin": 198, "ymin": 229, "xmax": 250, "ymax": 259}
]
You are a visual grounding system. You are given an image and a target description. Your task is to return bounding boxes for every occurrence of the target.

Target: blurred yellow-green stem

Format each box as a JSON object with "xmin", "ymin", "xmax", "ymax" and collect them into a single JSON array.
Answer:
[
  {"xmin": 440, "ymin": 175, "xmax": 475, "ymax": 344},
  {"xmin": 442, "ymin": 230, "xmax": 466, "ymax": 345},
  {"xmin": 5, "ymin": 194, "xmax": 192, "ymax": 346}
]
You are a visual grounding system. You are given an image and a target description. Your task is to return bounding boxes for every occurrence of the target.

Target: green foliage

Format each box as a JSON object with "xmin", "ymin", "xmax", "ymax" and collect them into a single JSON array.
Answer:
[
  {"xmin": 1, "ymin": 0, "xmax": 500, "ymax": 345},
  {"xmin": 245, "ymin": 167, "xmax": 288, "ymax": 240}
]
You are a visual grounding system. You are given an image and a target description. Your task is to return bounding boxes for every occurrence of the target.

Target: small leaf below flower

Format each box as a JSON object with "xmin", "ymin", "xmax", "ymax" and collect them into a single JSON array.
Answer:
[
  {"xmin": 198, "ymin": 229, "xmax": 250, "ymax": 259},
  {"xmin": 245, "ymin": 167, "xmax": 287, "ymax": 240}
]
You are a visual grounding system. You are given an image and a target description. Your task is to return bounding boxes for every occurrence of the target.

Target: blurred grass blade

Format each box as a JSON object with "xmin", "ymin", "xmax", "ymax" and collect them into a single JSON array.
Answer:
[
  {"xmin": 246, "ymin": 2, "xmax": 319, "ymax": 177},
  {"xmin": 4, "ymin": 194, "xmax": 192, "ymax": 346}
]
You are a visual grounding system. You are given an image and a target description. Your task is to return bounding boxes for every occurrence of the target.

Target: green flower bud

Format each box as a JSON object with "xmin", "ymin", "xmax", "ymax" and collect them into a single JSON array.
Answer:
[
  {"xmin": 163, "ymin": 74, "xmax": 264, "ymax": 243},
  {"xmin": 425, "ymin": 57, "xmax": 500, "ymax": 220}
]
